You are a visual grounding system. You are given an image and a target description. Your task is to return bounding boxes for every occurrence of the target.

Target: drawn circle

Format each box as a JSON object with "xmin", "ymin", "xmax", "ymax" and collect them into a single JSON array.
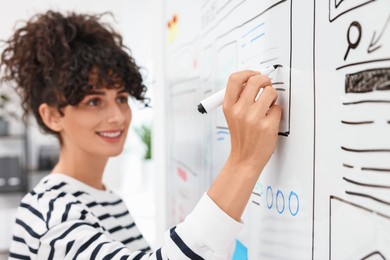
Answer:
[
  {"xmin": 344, "ymin": 21, "xmax": 362, "ymax": 60},
  {"xmin": 266, "ymin": 186, "xmax": 273, "ymax": 209},
  {"xmin": 276, "ymin": 190, "xmax": 285, "ymax": 214},
  {"xmin": 347, "ymin": 21, "xmax": 362, "ymax": 48},
  {"xmin": 288, "ymin": 191, "xmax": 300, "ymax": 216}
]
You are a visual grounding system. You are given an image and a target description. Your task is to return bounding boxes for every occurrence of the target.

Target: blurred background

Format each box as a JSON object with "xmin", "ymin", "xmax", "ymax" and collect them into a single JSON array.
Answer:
[{"xmin": 0, "ymin": 1, "xmax": 167, "ymax": 258}]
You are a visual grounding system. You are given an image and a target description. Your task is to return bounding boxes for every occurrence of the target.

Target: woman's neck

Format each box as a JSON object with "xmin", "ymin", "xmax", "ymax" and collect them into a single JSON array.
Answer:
[{"xmin": 52, "ymin": 146, "xmax": 108, "ymax": 190}]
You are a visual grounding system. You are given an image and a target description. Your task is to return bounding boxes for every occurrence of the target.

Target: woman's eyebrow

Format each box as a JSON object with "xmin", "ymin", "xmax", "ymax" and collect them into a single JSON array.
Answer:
[
  {"xmin": 86, "ymin": 90, "xmax": 105, "ymax": 96},
  {"xmin": 117, "ymin": 88, "xmax": 127, "ymax": 94}
]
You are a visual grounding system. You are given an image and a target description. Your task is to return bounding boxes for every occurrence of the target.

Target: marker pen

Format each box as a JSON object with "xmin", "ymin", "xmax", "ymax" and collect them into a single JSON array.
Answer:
[{"xmin": 197, "ymin": 64, "xmax": 282, "ymax": 114}]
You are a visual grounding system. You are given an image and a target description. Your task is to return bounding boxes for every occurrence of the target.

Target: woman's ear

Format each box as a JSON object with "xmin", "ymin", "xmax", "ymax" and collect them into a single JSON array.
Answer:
[{"xmin": 38, "ymin": 104, "xmax": 63, "ymax": 132}]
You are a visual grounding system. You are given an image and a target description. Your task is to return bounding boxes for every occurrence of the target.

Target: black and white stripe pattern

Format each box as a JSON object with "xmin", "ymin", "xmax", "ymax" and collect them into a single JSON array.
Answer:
[{"xmin": 9, "ymin": 173, "xmax": 242, "ymax": 259}]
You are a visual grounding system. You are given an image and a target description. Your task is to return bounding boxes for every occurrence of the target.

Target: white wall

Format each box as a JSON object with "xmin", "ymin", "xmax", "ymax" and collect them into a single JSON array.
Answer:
[{"xmin": 0, "ymin": 0, "xmax": 167, "ymax": 252}]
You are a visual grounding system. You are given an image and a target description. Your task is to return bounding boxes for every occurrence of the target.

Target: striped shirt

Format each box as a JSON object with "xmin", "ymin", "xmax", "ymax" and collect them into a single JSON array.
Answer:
[{"xmin": 9, "ymin": 173, "xmax": 243, "ymax": 259}]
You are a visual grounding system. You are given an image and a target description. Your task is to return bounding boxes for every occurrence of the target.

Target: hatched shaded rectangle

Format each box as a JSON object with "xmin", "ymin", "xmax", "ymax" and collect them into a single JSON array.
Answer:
[{"xmin": 345, "ymin": 67, "xmax": 390, "ymax": 93}]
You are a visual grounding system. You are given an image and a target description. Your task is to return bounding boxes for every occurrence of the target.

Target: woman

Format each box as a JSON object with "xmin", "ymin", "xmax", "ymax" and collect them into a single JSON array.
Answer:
[{"xmin": 1, "ymin": 10, "xmax": 281, "ymax": 259}]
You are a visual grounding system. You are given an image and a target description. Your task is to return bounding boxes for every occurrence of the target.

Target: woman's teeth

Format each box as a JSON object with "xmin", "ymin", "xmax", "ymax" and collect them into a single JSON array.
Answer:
[{"xmin": 97, "ymin": 131, "xmax": 121, "ymax": 138}]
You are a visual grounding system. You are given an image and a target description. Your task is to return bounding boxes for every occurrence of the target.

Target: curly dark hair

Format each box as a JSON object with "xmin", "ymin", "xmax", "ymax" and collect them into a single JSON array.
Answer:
[{"xmin": 0, "ymin": 10, "xmax": 148, "ymax": 135}]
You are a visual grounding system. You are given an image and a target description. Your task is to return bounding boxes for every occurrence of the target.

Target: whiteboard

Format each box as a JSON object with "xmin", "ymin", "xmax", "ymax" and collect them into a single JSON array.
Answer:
[{"xmin": 165, "ymin": 0, "xmax": 390, "ymax": 259}]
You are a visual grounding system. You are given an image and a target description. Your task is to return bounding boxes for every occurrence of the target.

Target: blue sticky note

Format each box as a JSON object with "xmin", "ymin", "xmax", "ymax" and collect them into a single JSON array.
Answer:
[{"xmin": 232, "ymin": 240, "xmax": 248, "ymax": 260}]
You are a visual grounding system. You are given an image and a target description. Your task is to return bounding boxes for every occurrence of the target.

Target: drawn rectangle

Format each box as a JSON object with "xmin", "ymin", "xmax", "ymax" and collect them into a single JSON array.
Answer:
[
  {"xmin": 345, "ymin": 67, "xmax": 390, "ymax": 93},
  {"xmin": 330, "ymin": 196, "xmax": 390, "ymax": 259},
  {"xmin": 328, "ymin": 0, "xmax": 376, "ymax": 22}
]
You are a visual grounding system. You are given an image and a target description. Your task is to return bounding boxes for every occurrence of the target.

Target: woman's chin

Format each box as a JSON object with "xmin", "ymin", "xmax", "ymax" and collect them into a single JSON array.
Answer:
[{"xmin": 101, "ymin": 147, "xmax": 125, "ymax": 158}]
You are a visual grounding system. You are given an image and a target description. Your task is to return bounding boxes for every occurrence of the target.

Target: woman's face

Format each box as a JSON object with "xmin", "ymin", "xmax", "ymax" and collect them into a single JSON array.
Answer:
[{"xmin": 58, "ymin": 87, "xmax": 131, "ymax": 158}]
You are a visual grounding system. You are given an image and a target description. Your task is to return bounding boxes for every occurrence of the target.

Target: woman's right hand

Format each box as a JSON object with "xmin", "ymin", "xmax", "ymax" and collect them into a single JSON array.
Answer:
[
  {"xmin": 208, "ymin": 70, "xmax": 282, "ymax": 221},
  {"xmin": 223, "ymin": 70, "xmax": 282, "ymax": 173}
]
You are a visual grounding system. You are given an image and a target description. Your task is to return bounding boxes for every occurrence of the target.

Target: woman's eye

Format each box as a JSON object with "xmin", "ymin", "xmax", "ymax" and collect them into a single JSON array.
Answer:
[
  {"xmin": 87, "ymin": 98, "xmax": 101, "ymax": 106},
  {"xmin": 117, "ymin": 95, "xmax": 129, "ymax": 104}
]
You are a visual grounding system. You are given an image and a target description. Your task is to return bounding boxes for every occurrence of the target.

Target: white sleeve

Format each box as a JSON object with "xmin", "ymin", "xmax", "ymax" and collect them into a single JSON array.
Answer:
[
  {"xmin": 165, "ymin": 193, "xmax": 243, "ymax": 259},
  {"xmin": 37, "ymin": 193, "xmax": 243, "ymax": 260}
]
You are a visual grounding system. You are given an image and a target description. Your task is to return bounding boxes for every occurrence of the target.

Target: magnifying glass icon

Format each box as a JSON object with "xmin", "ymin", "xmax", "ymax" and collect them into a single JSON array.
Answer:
[{"xmin": 344, "ymin": 21, "xmax": 362, "ymax": 61}]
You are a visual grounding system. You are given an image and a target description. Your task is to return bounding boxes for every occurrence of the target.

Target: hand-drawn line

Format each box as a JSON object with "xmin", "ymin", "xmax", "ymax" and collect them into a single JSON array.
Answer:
[
  {"xmin": 216, "ymin": 126, "xmax": 229, "ymax": 130},
  {"xmin": 342, "ymin": 100, "xmax": 390, "ymax": 105},
  {"xmin": 252, "ymin": 200, "xmax": 260, "ymax": 206},
  {"xmin": 260, "ymin": 57, "xmax": 279, "ymax": 64},
  {"xmin": 330, "ymin": 196, "xmax": 333, "ymax": 260},
  {"xmin": 346, "ymin": 191, "xmax": 390, "ymax": 206},
  {"xmin": 336, "ymin": 58, "xmax": 390, "ymax": 70},
  {"xmin": 341, "ymin": 120, "xmax": 374, "ymax": 125},
  {"xmin": 341, "ymin": 146, "xmax": 390, "ymax": 153},
  {"xmin": 177, "ymin": 187, "xmax": 190, "ymax": 198},
  {"xmin": 361, "ymin": 251, "xmax": 386, "ymax": 260},
  {"xmin": 330, "ymin": 195, "xmax": 390, "ymax": 219},
  {"xmin": 361, "ymin": 167, "xmax": 390, "ymax": 173},
  {"xmin": 172, "ymin": 158, "xmax": 198, "ymax": 177},
  {"xmin": 334, "ymin": 0, "xmax": 344, "ymax": 9},
  {"xmin": 252, "ymin": 192, "xmax": 261, "ymax": 197},
  {"xmin": 343, "ymin": 176, "xmax": 390, "ymax": 189},
  {"xmin": 272, "ymin": 82, "xmax": 286, "ymax": 91},
  {"xmin": 251, "ymin": 32, "xmax": 266, "ymax": 42},
  {"xmin": 388, "ymin": 121, "xmax": 390, "ymax": 124},
  {"xmin": 272, "ymin": 82, "xmax": 285, "ymax": 85},
  {"xmin": 313, "ymin": 1, "xmax": 317, "ymax": 253},
  {"xmin": 288, "ymin": 0, "xmax": 293, "ymax": 137},
  {"xmin": 216, "ymin": 130, "xmax": 230, "ymax": 141},
  {"xmin": 328, "ymin": 0, "xmax": 376, "ymax": 22},
  {"xmin": 278, "ymin": 132, "xmax": 289, "ymax": 137},
  {"xmin": 216, "ymin": 0, "xmax": 234, "ymax": 14},
  {"xmin": 342, "ymin": 163, "xmax": 354, "ymax": 168},
  {"xmin": 241, "ymin": 22, "xmax": 265, "ymax": 38},
  {"xmin": 217, "ymin": 130, "xmax": 230, "ymax": 135},
  {"xmin": 203, "ymin": 89, "xmax": 212, "ymax": 95},
  {"xmin": 368, "ymin": 14, "xmax": 390, "ymax": 53},
  {"xmin": 345, "ymin": 67, "xmax": 390, "ymax": 93}
]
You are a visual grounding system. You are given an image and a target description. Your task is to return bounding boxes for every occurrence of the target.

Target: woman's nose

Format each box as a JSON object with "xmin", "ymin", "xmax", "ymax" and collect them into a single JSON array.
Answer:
[{"xmin": 106, "ymin": 103, "xmax": 126, "ymax": 124}]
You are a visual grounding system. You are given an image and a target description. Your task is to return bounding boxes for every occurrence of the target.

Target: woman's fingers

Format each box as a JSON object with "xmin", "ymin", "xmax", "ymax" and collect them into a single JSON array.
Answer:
[
  {"xmin": 237, "ymin": 74, "xmax": 271, "ymax": 106},
  {"xmin": 267, "ymin": 104, "xmax": 283, "ymax": 125},
  {"xmin": 223, "ymin": 69, "xmax": 280, "ymax": 118},
  {"xmin": 222, "ymin": 70, "xmax": 283, "ymax": 174},
  {"xmin": 224, "ymin": 70, "xmax": 260, "ymax": 107},
  {"xmin": 255, "ymin": 85, "xmax": 278, "ymax": 114}
]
